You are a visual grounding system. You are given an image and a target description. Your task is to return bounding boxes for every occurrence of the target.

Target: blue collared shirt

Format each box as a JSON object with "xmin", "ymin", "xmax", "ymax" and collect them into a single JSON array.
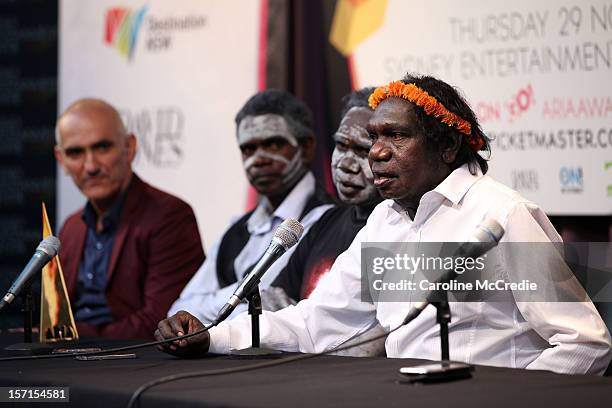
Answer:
[{"xmin": 73, "ymin": 190, "xmax": 127, "ymax": 326}]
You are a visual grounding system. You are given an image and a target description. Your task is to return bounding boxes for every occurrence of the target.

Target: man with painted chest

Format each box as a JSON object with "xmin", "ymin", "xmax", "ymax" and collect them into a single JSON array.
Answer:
[{"xmin": 168, "ymin": 90, "xmax": 332, "ymax": 323}]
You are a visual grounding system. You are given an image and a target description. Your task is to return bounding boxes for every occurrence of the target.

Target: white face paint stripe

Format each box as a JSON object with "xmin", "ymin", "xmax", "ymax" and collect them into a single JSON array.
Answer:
[
  {"xmin": 361, "ymin": 156, "xmax": 374, "ymax": 179},
  {"xmin": 332, "ymin": 150, "xmax": 373, "ymax": 183},
  {"xmin": 237, "ymin": 114, "xmax": 299, "ymax": 147},
  {"xmin": 331, "ymin": 142, "xmax": 373, "ymax": 180},
  {"xmin": 280, "ymin": 147, "xmax": 304, "ymax": 186},
  {"xmin": 243, "ymin": 150, "xmax": 291, "ymax": 171},
  {"xmin": 330, "ymin": 106, "xmax": 378, "ymax": 204},
  {"xmin": 335, "ymin": 107, "xmax": 372, "ymax": 144},
  {"xmin": 332, "ymin": 147, "xmax": 377, "ymax": 204}
]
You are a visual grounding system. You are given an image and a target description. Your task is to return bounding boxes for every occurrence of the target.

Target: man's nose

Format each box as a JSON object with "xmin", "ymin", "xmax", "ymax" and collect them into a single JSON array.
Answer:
[
  {"xmin": 368, "ymin": 139, "xmax": 391, "ymax": 162},
  {"xmin": 338, "ymin": 155, "xmax": 360, "ymax": 174},
  {"xmin": 83, "ymin": 150, "xmax": 101, "ymax": 174},
  {"xmin": 250, "ymin": 149, "xmax": 273, "ymax": 167}
]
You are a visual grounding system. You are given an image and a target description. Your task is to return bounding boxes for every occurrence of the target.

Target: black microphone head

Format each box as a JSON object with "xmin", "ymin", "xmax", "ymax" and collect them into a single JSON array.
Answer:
[
  {"xmin": 37, "ymin": 236, "xmax": 61, "ymax": 258},
  {"xmin": 471, "ymin": 219, "xmax": 505, "ymax": 244},
  {"xmin": 273, "ymin": 218, "xmax": 304, "ymax": 249}
]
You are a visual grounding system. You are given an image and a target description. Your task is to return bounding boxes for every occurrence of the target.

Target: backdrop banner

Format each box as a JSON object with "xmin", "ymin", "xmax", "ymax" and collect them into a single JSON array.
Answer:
[
  {"xmin": 343, "ymin": 0, "xmax": 611, "ymax": 215},
  {"xmin": 58, "ymin": 0, "xmax": 262, "ymax": 248}
]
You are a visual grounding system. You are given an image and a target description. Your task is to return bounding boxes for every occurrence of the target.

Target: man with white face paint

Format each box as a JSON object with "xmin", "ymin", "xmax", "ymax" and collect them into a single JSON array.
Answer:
[
  {"xmin": 168, "ymin": 90, "xmax": 333, "ymax": 323},
  {"xmin": 269, "ymin": 88, "xmax": 380, "ymax": 303},
  {"xmin": 262, "ymin": 89, "xmax": 385, "ymax": 356},
  {"xmin": 331, "ymin": 96, "xmax": 378, "ymax": 206},
  {"xmin": 238, "ymin": 115, "xmax": 306, "ymax": 200}
]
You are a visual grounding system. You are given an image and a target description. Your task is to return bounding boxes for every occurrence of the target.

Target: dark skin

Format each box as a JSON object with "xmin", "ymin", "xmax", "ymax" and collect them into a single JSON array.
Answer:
[
  {"xmin": 156, "ymin": 118, "xmax": 314, "ymax": 356},
  {"xmin": 240, "ymin": 136, "xmax": 314, "ymax": 208},
  {"xmin": 367, "ymin": 97, "xmax": 461, "ymax": 219},
  {"xmin": 155, "ymin": 311, "xmax": 210, "ymax": 356},
  {"xmin": 155, "ymin": 97, "xmax": 463, "ymax": 357},
  {"xmin": 332, "ymin": 107, "xmax": 379, "ymax": 205}
]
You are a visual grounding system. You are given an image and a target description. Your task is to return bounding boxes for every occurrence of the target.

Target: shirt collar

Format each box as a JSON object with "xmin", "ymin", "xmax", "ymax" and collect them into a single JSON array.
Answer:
[
  {"xmin": 247, "ymin": 172, "xmax": 315, "ymax": 234},
  {"xmin": 430, "ymin": 163, "xmax": 483, "ymax": 206},
  {"xmin": 384, "ymin": 163, "xmax": 483, "ymax": 221}
]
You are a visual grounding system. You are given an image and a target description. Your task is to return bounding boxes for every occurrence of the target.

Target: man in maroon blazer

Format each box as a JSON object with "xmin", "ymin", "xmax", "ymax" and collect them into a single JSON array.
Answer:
[{"xmin": 54, "ymin": 98, "xmax": 205, "ymax": 339}]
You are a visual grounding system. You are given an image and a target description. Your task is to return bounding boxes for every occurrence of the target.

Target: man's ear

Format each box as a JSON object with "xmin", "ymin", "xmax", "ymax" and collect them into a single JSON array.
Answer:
[
  {"xmin": 126, "ymin": 133, "xmax": 137, "ymax": 162},
  {"xmin": 441, "ymin": 134, "xmax": 461, "ymax": 164},
  {"xmin": 299, "ymin": 136, "xmax": 315, "ymax": 166},
  {"xmin": 53, "ymin": 145, "xmax": 63, "ymax": 163},
  {"xmin": 54, "ymin": 146, "xmax": 68, "ymax": 174}
]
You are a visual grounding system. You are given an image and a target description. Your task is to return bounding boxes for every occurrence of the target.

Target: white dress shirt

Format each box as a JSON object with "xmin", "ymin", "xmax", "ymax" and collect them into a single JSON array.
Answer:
[
  {"xmin": 168, "ymin": 172, "xmax": 333, "ymax": 323},
  {"xmin": 209, "ymin": 164, "xmax": 612, "ymax": 375}
]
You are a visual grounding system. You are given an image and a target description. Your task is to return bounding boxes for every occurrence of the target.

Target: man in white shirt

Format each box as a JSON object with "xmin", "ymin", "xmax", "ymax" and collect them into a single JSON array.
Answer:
[
  {"xmin": 168, "ymin": 90, "xmax": 333, "ymax": 323},
  {"xmin": 157, "ymin": 75, "xmax": 611, "ymax": 374}
]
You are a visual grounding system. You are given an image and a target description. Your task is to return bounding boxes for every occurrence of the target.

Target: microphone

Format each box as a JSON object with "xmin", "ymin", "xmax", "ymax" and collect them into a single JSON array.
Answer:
[
  {"xmin": 215, "ymin": 218, "xmax": 304, "ymax": 324},
  {"xmin": 0, "ymin": 236, "xmax": 61, "ymax": 312},
  {"xmin": 402, "ymin": 219, "xmax": 505, "ymax": 325}
]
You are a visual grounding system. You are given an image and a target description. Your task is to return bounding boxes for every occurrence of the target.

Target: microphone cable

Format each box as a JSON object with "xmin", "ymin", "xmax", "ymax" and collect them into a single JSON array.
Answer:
[
  {"xmin": 0, "ymin": 321, "xmax": 218, "ymax": 362},
  {"xmin": 126, "ymin": 322, "xmax": 407, "ymax": 408},
  {"xmin": 0, "ymin": 218, "xmax": 306, "ymax": 363},
  {"xmin": 126, "ymin": 220, "xmax": 505, "ymax": 406}
]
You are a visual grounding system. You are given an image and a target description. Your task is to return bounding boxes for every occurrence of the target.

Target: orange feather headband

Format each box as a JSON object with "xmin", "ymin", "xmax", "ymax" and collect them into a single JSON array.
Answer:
[{"xmin": 368, "ymin": 81, "xmax": 485, "ymax": 151}]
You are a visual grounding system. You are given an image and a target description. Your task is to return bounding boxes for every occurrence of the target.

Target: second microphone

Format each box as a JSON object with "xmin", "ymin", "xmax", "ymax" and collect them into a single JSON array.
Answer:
[{"xmin": 214, "ymin": 218, "xmax": 304, "ymax": 324}]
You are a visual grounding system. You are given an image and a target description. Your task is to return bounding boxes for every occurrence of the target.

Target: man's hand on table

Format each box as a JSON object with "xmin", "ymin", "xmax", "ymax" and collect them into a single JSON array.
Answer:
[{"xmin": 154, "ymin": 311, "xmax": 210, "ymax": 357}]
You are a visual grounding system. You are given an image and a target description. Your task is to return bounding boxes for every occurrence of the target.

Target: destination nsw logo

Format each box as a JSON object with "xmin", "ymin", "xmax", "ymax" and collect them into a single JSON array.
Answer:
[{"xmin": 104, "ymin": 6, "xmax": 148, "ymax": 60}]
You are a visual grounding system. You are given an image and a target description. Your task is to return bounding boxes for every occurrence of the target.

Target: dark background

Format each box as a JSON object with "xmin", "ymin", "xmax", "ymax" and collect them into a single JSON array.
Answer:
[{"xmin": 0, "ymin": 0, "xmax": 58, "ymax": 329}]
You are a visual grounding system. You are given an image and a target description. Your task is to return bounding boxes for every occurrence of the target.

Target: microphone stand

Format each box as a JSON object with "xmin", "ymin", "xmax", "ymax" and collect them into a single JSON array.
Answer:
[
  {"xmin": 249, "ymin": 287, "xmax": 262, "ymax": 348},
  {"xmin": 4, "ymin": 286, "xmax": 51, "ymax": 354},
  {"xmin": 399, "ymin": 289, "xmax": 472, "ymax": 382},
  {"xmin": 432, "ymin": 292, "xmax": 450, "ymax": 363},
  {"xmin": 398, "ymin": 224, "xmax": 504, "ymax": 381},
  {"xmin": 228, "ymin": 285, "xmax": 282, "ymax": 358},
  {"xmin": 22, "ymin": 288, "xmax": 34, "ymax": 343}
]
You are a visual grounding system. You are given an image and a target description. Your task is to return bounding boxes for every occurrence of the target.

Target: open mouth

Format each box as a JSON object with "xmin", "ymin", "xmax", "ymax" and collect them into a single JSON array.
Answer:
[
  {"xmin": 372, "ymin": 171, "xmax": 396, "ymax": 188},
  {"xmin": 339, "ymin": 179, "xmax": 363, "ymax": 189},
  {"xmin": 338, "ymin": 182, "xmax": 364, "ymax": 196}
]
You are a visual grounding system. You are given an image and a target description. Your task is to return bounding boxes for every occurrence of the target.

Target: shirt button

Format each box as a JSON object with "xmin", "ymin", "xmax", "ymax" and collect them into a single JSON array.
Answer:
[
  {"xmin": 96, "ymin": 242, "xmax": 103, "ymax": 250},
  {"xmin": 87, "ymin": 273, "xmax": 93, "ymax": 280}
]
